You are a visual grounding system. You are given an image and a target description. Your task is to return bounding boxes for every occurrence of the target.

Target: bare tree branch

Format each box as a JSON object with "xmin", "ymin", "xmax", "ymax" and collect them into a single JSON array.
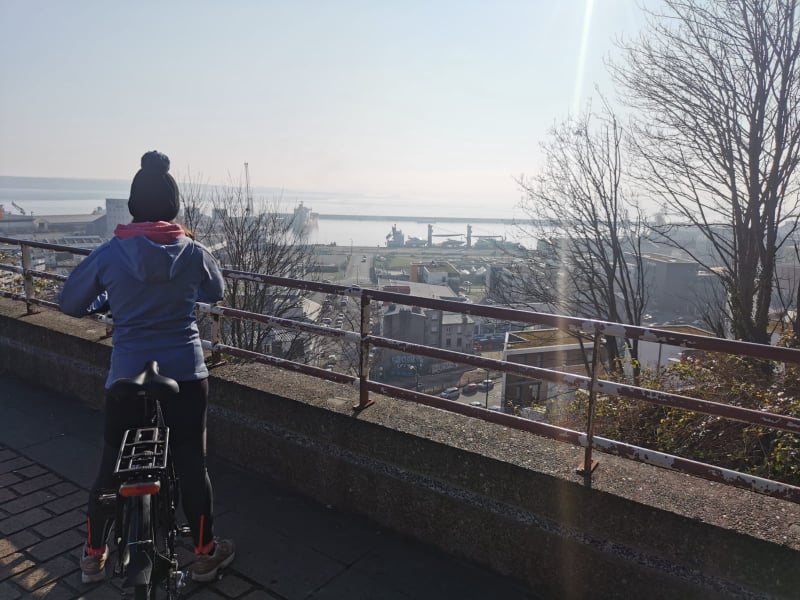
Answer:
[
  {"xmin": 181, "ymin": 172, "xmax": 319, "ymax": 358},
  {"xmin": 512, "ymin": 99, "xmax": 649, "ymax": 375}
]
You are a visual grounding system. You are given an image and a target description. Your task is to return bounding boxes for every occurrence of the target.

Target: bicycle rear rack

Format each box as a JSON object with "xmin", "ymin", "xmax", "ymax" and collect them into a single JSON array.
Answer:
[{"xmin": 114, "ymin": 427, "xmax": 170, "ymax": 475}]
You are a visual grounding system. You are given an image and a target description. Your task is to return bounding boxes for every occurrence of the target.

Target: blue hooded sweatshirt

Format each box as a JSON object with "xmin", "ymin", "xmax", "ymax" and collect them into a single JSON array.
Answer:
[{"xmin": 59, "ymin": 222, "xmax": 224, "ymax": 387}]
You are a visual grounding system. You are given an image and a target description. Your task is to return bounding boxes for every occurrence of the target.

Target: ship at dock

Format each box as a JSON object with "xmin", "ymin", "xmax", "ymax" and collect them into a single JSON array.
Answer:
[
  {"xmin": 290, "ymin": 202, "xmax": 318, "ymax": 235},
  {"xmin": 385, "ymin": 222, "xmax": 523, "ymax": 251},
  {"xmin": 386, "ymin": 224, "xmax": 405, "ymax": 247},
  {"xmin": 385, "ymin": 224, "xmax": 428, "ymax": 248}
]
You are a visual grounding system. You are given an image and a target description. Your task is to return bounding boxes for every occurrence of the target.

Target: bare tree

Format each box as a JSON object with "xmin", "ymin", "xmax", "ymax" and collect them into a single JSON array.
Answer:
[
  {"xmin": 515, "ymin": 100, "xmax": 649, "ymax": 374},
  {"xmin": 180, "ymin": 175, "xmax": 319, "ymax": 358},
  {"xmin": 179, "ymin": 168, "xmax": 208, "ymax": 238},
  {"xmin": 612, "ymin": 0, "xmax": 800, "ymax": 343}
]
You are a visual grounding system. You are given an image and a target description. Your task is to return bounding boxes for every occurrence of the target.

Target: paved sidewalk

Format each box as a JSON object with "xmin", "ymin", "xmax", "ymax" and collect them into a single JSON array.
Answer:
[{"xmin": 0, "ymin": 374, "xmax": 537, "ymax": 600}]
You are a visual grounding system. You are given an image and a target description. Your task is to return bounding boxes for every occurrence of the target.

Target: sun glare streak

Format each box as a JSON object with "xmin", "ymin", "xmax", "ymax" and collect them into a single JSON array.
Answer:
[{"xmin": 572, "ymin": 0, "xmax": 596, "ymax": 114}]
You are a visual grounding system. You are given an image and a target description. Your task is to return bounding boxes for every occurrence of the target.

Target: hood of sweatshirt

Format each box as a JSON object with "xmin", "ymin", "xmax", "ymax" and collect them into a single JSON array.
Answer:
[{"xmin": 112, "ymin": 221, "xmax": 193, "ymax": 283}]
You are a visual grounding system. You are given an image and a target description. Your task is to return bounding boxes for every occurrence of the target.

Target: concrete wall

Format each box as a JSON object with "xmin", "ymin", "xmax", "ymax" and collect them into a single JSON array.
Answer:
[{"xmin": 1, "ymin": 296, "xmax": 798, "ymax": 600}]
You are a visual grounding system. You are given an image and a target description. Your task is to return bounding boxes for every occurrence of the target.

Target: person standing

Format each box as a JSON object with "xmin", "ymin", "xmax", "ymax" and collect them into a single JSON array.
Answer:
[{"xmin": 59, "ymin": 150, "xmax": 234, "ymax": 584}]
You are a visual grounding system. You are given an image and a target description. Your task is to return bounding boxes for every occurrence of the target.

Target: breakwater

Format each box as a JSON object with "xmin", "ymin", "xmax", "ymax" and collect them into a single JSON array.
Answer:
[{"xmin": 317, "ymin": 213, "xmax": 546, "ymax": 225}]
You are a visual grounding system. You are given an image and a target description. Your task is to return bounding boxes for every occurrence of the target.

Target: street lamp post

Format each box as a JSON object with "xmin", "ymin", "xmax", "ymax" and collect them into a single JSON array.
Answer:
[{"xmin": 409, "ymin": 365, "xmax": 421, "ymax": 391}]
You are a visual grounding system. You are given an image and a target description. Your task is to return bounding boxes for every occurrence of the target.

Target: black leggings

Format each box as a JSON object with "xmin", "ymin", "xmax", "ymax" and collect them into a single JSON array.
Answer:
[{"xmin": 87, "ymin": 378, "xmax": 214, "ymax": 550}]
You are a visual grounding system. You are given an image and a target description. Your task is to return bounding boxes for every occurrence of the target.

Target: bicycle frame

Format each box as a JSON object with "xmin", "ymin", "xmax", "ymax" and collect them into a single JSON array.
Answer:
[{"xmin": 110, "ymin": 362, "xmax": 188, "ymax": 599}]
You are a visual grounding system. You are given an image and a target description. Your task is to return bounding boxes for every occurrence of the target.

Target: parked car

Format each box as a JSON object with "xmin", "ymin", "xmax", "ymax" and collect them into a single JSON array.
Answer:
[
  {"xmin": 477, "ymin": 379, "xmax": 494, "ymax": 392},
  {"xmin": 462, "ymin": 383, "xmax": 478, "ymax": 395},
  {"xmin": 439, "ymin": 387, "xmax": 460, "ymax": 400}
]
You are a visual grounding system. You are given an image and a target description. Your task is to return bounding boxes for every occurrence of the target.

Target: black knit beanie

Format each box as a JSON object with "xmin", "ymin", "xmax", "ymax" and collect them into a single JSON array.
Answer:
[{"xmin": 128, "ymin": 151, "xmax": 180, "ymax": 222}]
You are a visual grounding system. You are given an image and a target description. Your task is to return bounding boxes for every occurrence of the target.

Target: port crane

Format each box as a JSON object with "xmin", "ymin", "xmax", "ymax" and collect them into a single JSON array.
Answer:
[
  {"xmin": 11, "ymin": 202, "xmax": 26, "ymax": 215},
  {"xmin": 425, "ymin": 223, "xmax": 506, "ymax": 248},
  {"xmin": 244, "ymin": 162, "xmax": 254, "ymax": 215}
]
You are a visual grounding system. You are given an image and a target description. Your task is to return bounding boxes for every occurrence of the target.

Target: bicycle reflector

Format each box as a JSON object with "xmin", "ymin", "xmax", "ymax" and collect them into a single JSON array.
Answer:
[{"xmin": 119, "ymin": 479, "xmax": 161, "ymax": 497}]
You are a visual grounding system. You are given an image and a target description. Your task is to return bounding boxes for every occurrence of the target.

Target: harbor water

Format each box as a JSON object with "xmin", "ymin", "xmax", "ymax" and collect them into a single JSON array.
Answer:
[{"xmin": 0, "ymin": 176, "xmax": 533, "ymax": 247}]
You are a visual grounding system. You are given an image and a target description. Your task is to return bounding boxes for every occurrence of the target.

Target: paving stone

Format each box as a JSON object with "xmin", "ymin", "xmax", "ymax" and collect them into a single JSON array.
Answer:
[
  {"xmin": 10, "ymin": 473, "xmax": 61, "ymax": 495},
  {"xmin": 0, "ymin": 490, "xmax": 15, "ymax": 505},
  {"xmin": 0, "ymin": 531, "xmax": 40, "ymax": 560},
  {"xmin": 14, "ymin": 465, "xmax": 47, "ymax": 479},
  {"xmin": 43, "ymin": 491, "xmax": 85, "ymax": 515},
  {"xmin": 24, "ymin": 579, "xmax": 77, "ymax": 600},
  {"xmin": 68, "ymin": 545, "xmax": 85, "ymax": 561},
  {"xmin": 242, "ymin": 591, "xmax": 282, "ymax": 600},
  {"xmin": 0, "ymin": 490, "xmax": 53, "ymax": 515},
  {"xmin": 0, "ymin": 451, "xmax": 17, "ymax": 464},
  {"xmin": 10, "ymin": 555, "xmax": 76, "ymax": 592},
  {"xmin": 0, "ymin": 458, "xmax": 31, "ymax": 476},
  {"xmin": 0, "ymin": 580, "xmax": 22, "ymax": 600},
  {"xmin": 48, "ymin": 482, "xmax": 79, "ymax": 497},
  {"xmin": 190, "ymin": 588, "xmax": 227, "ymax": 599},
  {"xmin": 80, "ymin": 583, "xmax": 121, "ymax": 598},
  {"xmin": 0, "ymin": 508, "xmax": 51, "ymax": 535},
  {"xmin": 31, "ymin": 509, "xmax": 85, "ymax": 538},
  {"xmin": 60, "ymin": 570, "xmax": 89, "ymax": 593},
  {"xmin": 213, "ymin": 573, "xmax": 253, "ymax": 597},
  {"xmin": 0, "ymin": 473, "xmax": 22, "ymax": 489},
  {"xmin": 0, "ymin": 552, "xmax": 34, "ymax": 583},
  {"xmin": 27, "ymin": 530, "xmax": 84, "ymax": 562}
]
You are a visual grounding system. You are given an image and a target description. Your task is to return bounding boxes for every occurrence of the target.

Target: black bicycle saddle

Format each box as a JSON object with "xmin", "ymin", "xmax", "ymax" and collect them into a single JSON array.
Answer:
[{"xmin": 108, "ymin": 361, "xmax": 180, "ymax": 398}]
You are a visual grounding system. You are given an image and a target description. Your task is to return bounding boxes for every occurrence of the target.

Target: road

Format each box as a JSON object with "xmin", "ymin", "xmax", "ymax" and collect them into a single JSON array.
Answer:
[{"xmin": 342, "ymin": 248, "xmax": 371, "ymax": 286}]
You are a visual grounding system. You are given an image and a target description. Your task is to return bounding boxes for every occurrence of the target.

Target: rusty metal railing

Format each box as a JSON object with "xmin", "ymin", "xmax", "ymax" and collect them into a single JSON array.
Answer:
[{"xmin": 2, "ymin": 235, "xmax": 800, "ymax": 504}]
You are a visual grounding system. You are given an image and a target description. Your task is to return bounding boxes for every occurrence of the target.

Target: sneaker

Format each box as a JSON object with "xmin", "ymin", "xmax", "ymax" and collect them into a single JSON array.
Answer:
[
  {"xmin": 80, "ymin": 543, "xmax": 108, "ymax": 584},
  {"xmin": 191, "ymin": 538, "xmax": 235, "ymax": 582}
]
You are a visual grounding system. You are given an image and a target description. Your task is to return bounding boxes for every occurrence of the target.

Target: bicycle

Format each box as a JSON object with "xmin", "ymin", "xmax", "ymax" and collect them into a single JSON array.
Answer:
[{"xmin": 101, "ymin": 361, "xmax": 191, "ymax": 599}]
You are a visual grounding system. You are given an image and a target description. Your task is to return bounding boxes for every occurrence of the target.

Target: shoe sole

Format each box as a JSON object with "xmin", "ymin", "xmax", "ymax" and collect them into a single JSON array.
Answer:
[
  {"xmin": 81, "ymin": 570, "xmax": 106, "ymax": 584},
  {"xmin": 191, "ymin": 552, "xmax": 235, "ymax": 583}
]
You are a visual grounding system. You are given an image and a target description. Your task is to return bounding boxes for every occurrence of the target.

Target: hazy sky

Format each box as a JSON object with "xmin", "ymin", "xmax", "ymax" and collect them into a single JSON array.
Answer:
[{"xmin": 1, "ymin": 1, "xmax": 649, "ymax": 215}]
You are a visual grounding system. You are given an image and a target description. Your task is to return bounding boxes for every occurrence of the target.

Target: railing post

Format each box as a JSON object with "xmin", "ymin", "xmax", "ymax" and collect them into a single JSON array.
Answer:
[
  {"xmin": 210, "ymin": 302, "xmax": 223, "ymax": 366},
  {"xmin": 354, "ymin": 292, "xmax": 374, "ymax": 410},
  {"xmin": 21, "ymin": 244, "xmax": 34, "ymax": 315},
  {"xmin": 578, "ymin": 332, "xmax": 602, "ymax": 480}
]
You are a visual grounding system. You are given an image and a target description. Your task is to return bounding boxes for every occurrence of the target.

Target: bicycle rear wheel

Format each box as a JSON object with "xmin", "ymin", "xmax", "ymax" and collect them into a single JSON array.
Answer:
[{"xmin": 125, "ymin": 495, "xmax": 155, "ymax": 600}]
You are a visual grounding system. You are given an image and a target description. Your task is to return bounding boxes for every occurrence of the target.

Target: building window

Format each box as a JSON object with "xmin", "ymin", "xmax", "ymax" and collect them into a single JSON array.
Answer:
[
  {"xmin": 457, "ymin": 337, "xmax": 462, "ymax": 347},
  {"xmin": 445, "ymin": 339, "xmax": 451, "ymax": 347}
]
